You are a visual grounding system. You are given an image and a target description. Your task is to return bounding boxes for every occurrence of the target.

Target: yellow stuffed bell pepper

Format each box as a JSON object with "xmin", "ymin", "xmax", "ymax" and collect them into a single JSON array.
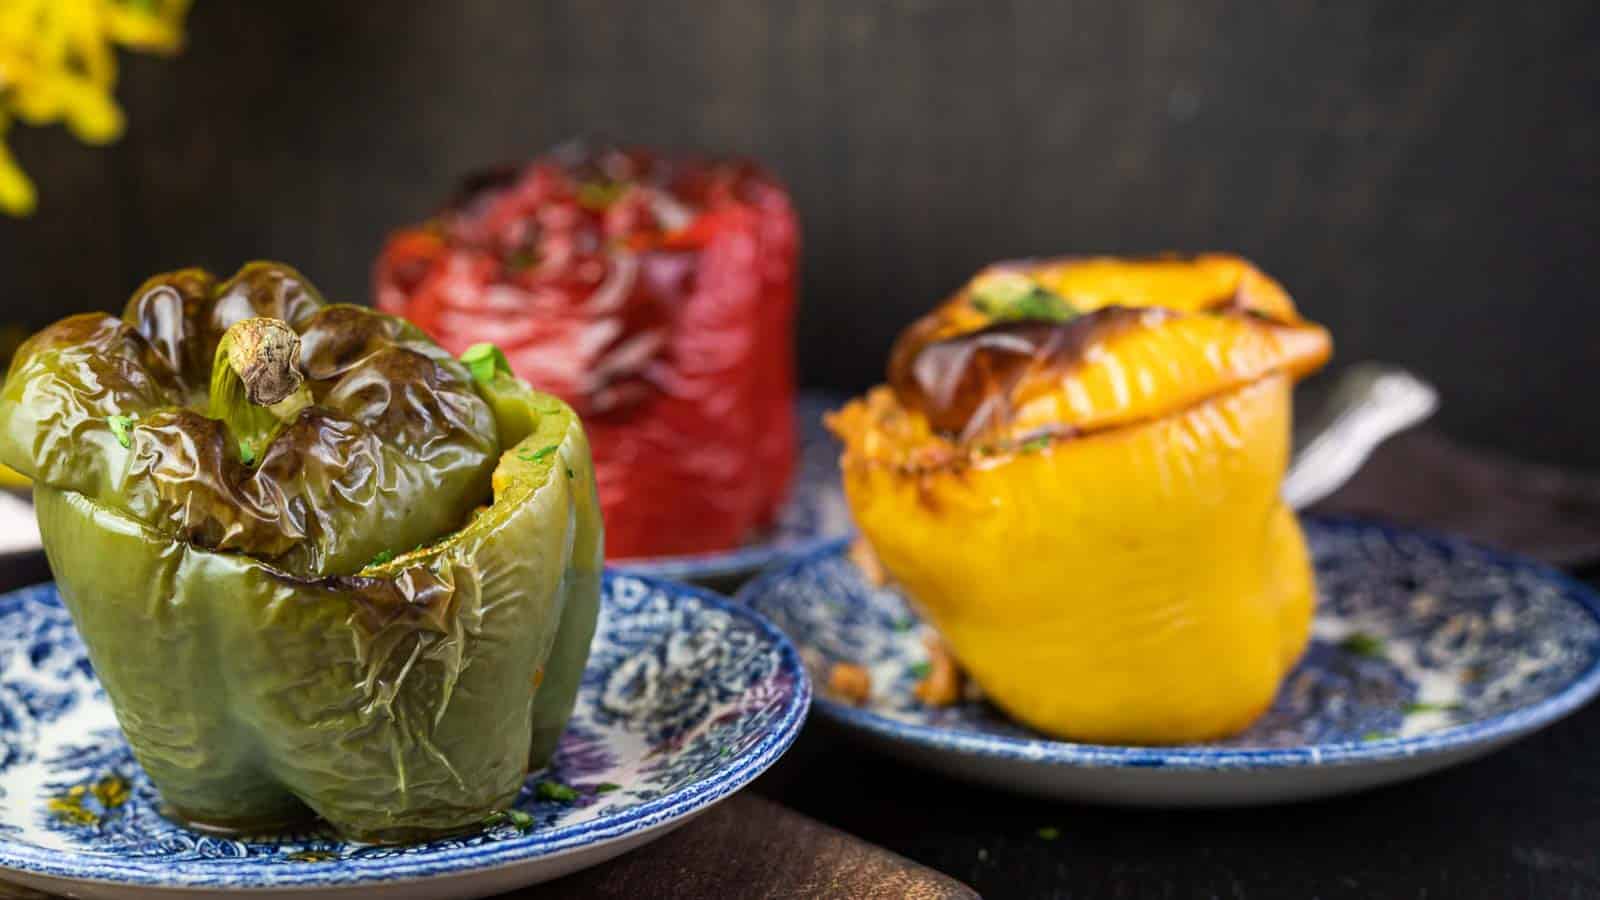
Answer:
[{"xmin": 829, "ymin": 254, "xmax": 1331, "ymax": 744}]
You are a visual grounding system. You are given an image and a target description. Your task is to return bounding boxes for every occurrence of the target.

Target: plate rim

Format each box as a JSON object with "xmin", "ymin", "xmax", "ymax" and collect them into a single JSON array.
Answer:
[
  {"xmin": 737, "ymin": 514, "xmax": 1600, "ymax": 772},
  {"xmin": 0, "ymin": 572, "xmax": 813, "ymax": 890}
]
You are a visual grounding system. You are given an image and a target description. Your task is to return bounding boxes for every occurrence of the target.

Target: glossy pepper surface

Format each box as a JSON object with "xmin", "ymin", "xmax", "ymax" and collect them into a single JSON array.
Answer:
[
  {"xmin": 830, "ymin": 255, "xmax": 1331, "ymax": 744},
  {"xmin": 374, "ymin": 143, "xmax": 798, "ymax": 560},
  {"xmin": 0, "ymin": 263, "xmax": 603, "ymax": 841}
]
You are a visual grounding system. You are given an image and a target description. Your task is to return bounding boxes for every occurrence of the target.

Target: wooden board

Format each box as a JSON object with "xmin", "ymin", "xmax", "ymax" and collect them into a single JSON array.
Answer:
[
  {"xmin": 0, "ymin": 794, "xmax": 978, "ymax": 899},
  {"xmin": 533, "ymin": 793, "xmax": 977, "ymax": 899}
]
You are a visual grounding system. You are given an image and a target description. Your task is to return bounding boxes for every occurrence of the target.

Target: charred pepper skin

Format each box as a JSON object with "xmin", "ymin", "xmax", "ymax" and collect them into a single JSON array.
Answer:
[
  {"xmin": 831, "ymin": 255, "xmax": 1331, "ymax": 745},
  {"xmin": 0, "ymin": 262, "xmax": 603, "ymax": 842}
]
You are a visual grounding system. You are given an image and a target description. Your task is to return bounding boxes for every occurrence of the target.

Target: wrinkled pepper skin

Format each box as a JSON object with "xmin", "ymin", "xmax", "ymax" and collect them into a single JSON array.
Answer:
[
  {"xmin": 374, "ymin": 143, "xmax": 798, "ymax": 560},
  {"xmin": 830, "ymin": 255, "xmax": 1330, "ymax": 745},
  {"xmin": 0, "ymin": 263, "xmax": 603, "ymax": 842}
]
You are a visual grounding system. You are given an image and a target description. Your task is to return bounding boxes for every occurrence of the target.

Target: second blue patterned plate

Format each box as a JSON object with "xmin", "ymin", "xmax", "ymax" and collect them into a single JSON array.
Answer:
[
  {"xmin": 739, "ymin": 517, "xmax": 1600, "ymax": 806},
  {"xmin": 0, "ymin": 573, "xmax": 809, "ymax": 899}
]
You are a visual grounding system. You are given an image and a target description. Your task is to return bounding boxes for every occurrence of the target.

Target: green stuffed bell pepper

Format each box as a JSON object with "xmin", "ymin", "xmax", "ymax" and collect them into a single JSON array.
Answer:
[{"xmin": 0, "ymin": 262, "xmax": 603, "ymax": 843}]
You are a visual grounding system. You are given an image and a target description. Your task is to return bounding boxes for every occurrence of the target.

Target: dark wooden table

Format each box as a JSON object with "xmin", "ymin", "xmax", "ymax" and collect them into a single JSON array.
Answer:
[{"xmin": 752, "ymin": 656, "xmax": 1600, "ymax": 899}]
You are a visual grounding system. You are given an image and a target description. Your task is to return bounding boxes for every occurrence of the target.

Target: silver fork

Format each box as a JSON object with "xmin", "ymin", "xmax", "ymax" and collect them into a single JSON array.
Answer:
[{"xmin": 1283, "ymin": 363, "xmax": 1440, "ymax": 510}]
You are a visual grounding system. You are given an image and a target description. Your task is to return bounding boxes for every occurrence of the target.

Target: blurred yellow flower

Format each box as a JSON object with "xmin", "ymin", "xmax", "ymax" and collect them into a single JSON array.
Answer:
[{"xmin": 0, "ymin": 0, "xmax": 191, "ymax": 216}]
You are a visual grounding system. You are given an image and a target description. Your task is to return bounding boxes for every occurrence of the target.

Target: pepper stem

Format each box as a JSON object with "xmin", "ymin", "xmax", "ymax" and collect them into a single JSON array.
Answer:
[{"xmin": 209, "ymin": 318, "xmax": 308, "ymax": 464}]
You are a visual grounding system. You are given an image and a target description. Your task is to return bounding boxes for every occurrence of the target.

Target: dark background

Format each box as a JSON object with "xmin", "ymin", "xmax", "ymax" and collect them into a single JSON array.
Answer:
[
  {"xmin": 3, "ymin": 6, "xmax": 1600, "ymax": 898},
  {"xmin": 1, "ymin": 0, "xmax": 1596, "ymax": 467}
]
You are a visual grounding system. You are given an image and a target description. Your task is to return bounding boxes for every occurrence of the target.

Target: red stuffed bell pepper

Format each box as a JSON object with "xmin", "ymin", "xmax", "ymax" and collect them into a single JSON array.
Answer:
[{"xmin": 376, "ymin": 144, "xmax": 799, "ymax": 560}]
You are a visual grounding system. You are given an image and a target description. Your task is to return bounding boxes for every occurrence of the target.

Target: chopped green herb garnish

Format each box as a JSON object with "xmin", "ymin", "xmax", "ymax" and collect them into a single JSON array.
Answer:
[
  {"xmin": 1402, "ymin": 701, "xmax": 1460, "ymax": 715},
  {"xmin": 370, "ymin": 549, "xmax": 395, "ymax": 567},
  {"xmin": 1361, "ymin": 731, "xmax": 1390, "ymax": 743},
  {"xmin": 535, "ymin": 781, "xmax": 580, "ymax": 803},
  {"xmin": 484, "ymin": 808, "xmax": 535, "ymax": 830},
  {"xmin": 907, "ymin": 661, "xmax": 933, "ymax": 679},
  {"xmin": 970, "ymin": 271, "xmax": 1079, "ymax": 323},
  {"xmin": 893, "ymin": 617, "xmax": 917, "ymax": 633},
  {"xmin": 1010, "ymin": 292, "xmax": 1077, "ymax": 322},
  {"xmin": 460, "ymin": 343, "xmax": 512, "ymax": 385},
  {"xmin": 1338, "ymin": 632, "xmax": 1386, "ymax": 659},
  {"xmin": 239, "ymin": 441, "xmax": 258, "ymax": 466},
  {"xmin": 519, "ymin": 444, "xmax": 558, "ymax": 465},
  {"xmin": 108, "ymin": 415, "xmax": 135, "ymax": 449},
  {"xmin": 594, "ymin": 782, "xmax": 621, "ymax": 794},
  {"xmin": 1021, "ymin": 435, "xmax": 1052, "ymax": 454},
  {"xmin": 577, "ymin": 180, "xmax": 627, "ymax": 210},
  {"xmin": 507, "ymin": 249, "xmax": 539, "ymax": 271},
  {"xmin": 1036, "ymin": 826, "xmax": 1061, "ymax": 840}
]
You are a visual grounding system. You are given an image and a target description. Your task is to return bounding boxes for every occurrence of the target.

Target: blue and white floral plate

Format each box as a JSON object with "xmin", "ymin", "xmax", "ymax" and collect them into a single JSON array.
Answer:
[
  {"xmin": 739, "ymin": 517, "xmax": 1600, "ymax": 806},
  {"xmin": 613, "ymin": 392, "xmax": 851, "ymax": 583},
  {"xmin": 0, "ymin": 574, "xmax": 810, "ymax": 899}
]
